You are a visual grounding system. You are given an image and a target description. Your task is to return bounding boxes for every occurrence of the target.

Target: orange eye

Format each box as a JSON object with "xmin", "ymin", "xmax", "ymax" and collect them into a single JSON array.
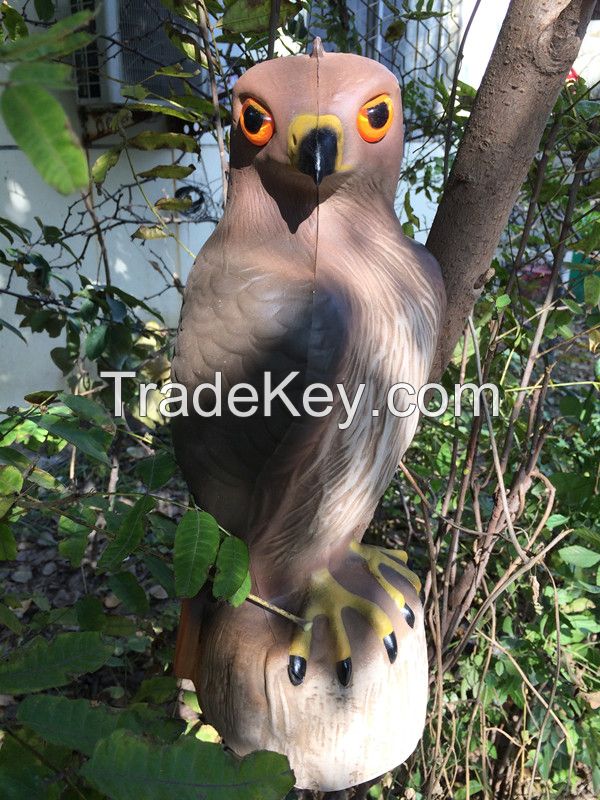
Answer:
[
  {"xmin": 239, "ymin": 98, "xmax": 274, "ymax": 146},
  {"xmin": 357, "ymin": 94, "xmax": 394, "ymax": 143}
]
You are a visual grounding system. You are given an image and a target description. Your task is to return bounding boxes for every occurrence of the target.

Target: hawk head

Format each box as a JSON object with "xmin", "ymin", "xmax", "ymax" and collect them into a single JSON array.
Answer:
[{"xmin": 230, "ymin": 40, "xmax": 405, "ymax": 202}]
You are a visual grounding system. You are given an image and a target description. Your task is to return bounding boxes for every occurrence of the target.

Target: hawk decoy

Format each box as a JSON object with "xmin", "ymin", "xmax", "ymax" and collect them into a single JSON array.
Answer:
[{"xmin": 172, "ymin": 39, "xmax": 445, "ymax": 792}]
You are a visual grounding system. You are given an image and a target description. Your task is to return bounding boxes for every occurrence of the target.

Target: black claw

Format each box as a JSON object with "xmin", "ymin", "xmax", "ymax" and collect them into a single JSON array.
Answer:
[
  {"xmin": 403, "ymin": 604, "xmax": 415, "ymax": 629},
  {"xmin": 383, "ymin": 631, "xmax": 398, "ymax": 663},
  {"xmin": 336, "ymin": 658, "xmax": 352, "ymax": 686},
  {"xmin": 288, "ymin": 655, "xmax": 306, "ymax": 686}
]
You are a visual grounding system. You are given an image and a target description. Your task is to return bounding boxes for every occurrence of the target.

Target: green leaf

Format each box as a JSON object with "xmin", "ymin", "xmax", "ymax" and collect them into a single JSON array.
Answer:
[
  {"xmin": 584, "ymin": 274, "xmax": 600, "ymax": 307},
  {"xmin": 155, "ymin": 197, "xmax": 193, "ymax": 212},
  {"xmin": 0, "ymin": 733, "xmax": 59, "ymax": 800},
  {"xmin": 37, "ymin": 414, "xmax": 113, "ymax": 465},
  {"xmin": 0, "ymin": 464, "xmax": 23, "ymax": 517},
  {"xmin": 34, "ymin": 0, "xmax": 55, "ymax": 21},
  {"xmin": 546, "ymin": 513, "xmax": 568, "ymax": 531},
  {"xmin": 59, "ymin": 392, "xmax": 115, "ymax": 432},
  {"xmin": 0, "ymin": 523, "xmax": 17, "ymax": 560},
  {"xmin": 98, "ymin": 496, "xmax": 156, "ymax": 571},
  {"xmin": 213, "ymin": 536, "xmax": 250, "ymax": 601},
  {"xmin": 164, "ymin": 23, "xmax": 203, "ymax": 63},
  {"xmin": 92, "ymin": 147, "xmax": 122, "ymax": 186},
  {"xmin": 495, "ymin": 294, "xmax": 511, "ymax": 309},
  {"xmin": 559, "ymin": 545, "xmax": 600, "ymax": 569},
  {"xmin": 132, "ymin": 225, "xmax": 170, "ymax": 240},
  {"xmin": 228, "ymin": 569, "xmax": 251, "ymax": 607},
  {"xmin": 174, "ymin": 509, "xmax": 220, "ymax": 598},
  {"xmin": 158, "ymin": 0, "xmax": 199, "ymax": 25},
  {"xmin": 222, "ymin": 0, "xmax": 299, "ymax": 34},
  {"xmin": 108, "ymin": 572, "xmax": 149, "ymax": 615},
  {"xmin": 134, "ymin": 452, "xmax": 177, "ymax": 489},
  {"xmin": 121, "ymin": 84, "xmax": 149, "ymax": 100},
  {"xmin": 384, "ymin": 19, "xmax": 406, "ymax": 43},
  {"xmin": 58, "ymin": 513, "xmax": 93, "ymax": 567},
  {"xmin": 1, "ymin": 85, "xmax": 89, "ymax": 194},
  {"xmin": 154, "ymin": 65, "xmax": 200, "ymax": 78},
  {"xmin": 0, "ymin": 10, "xmax": 93, "ymax": 62},
  {"xmin": 128, "ymin": 101, "xmax": 196, "ymax": 122},
  {"xmin": 0, "ymin": 464, "xmax": 23, "ymax": 495},
  {"xmin": 76, "ymin": 596, "xmax": 106, "ymax": 631},
  {"xmin": 0, "ymin": 632, "xmax": 112, "ymax": 694},
  {"xmin": 132, "ymin": 676, "xmax": 178, "ymax": 704},
  {"xmin": 9, "ymin": 61, "xmax": 71, "ymax": 88},
  {"xmin": 138, "ymin": 164, "xmax": 195, "ymax": 179},
  {"xmin": 2, "ymin": 6, "xmax": 28, "ymax": 40},
  {"xmin": 85, "ymin": 324, "xmax": 108, "ymax": 360},
  {"xmin": 0, "ymin": 315, "xmax": 27, "ymax": 342},
  {"xmin": 18, "ymin": 694, "xmax": 122, "ymax": 757},
  {"xmin": 573, "ymin": 526, "xmax": 600, "ymax": 550},
  {"xmin": 142, "ymin": 554, "xmax": 175, "ymax": 598},
  {"xmin": 0, "ymin": 601, "xmax": 23, "ymax": 634},
  {"xmin": 81, "ymin": 729, "xmax": 295, "ymax": 800},
  {"xmin": 127, "ymin": 131, "xmax": 199, "ymax": 153}
]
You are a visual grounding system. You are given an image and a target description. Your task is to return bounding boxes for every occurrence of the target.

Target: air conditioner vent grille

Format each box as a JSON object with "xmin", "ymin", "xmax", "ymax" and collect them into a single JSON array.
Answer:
[{"xmin": 71, "ymin": 0, "xmax": 204, "ymax": 105}]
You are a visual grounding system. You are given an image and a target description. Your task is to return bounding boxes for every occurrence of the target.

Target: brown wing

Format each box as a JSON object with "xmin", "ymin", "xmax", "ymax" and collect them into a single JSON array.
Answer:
[{"xmin": 171, "ymin": 244, "xmax": 345, "ymax": 542}]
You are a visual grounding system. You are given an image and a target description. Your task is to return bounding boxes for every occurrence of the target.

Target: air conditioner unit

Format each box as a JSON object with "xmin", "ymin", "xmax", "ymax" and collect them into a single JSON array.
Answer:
[{"xmin": 69, "ymin": 0, "xmax": 204, "ymax": 106}]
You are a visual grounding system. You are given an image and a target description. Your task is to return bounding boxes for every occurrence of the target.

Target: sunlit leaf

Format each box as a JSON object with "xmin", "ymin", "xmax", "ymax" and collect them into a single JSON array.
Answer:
[
  {"xmin": 559, "ymin": 545, "xmax": 600, "ymax": 569},
  {"xmin": 132, "ymin": 225, "xmax": 170, "ymax": 240},
  {"xmin": 121, "ymin": 84, "xmax": 149, "ymax": 100},
  {"xmin": 138, "ymin": 164, "xmax": 195, "ymax": 180},
  {"xmin": 128, "ymin": 101, "xmax": 196, "ymax": 122},
  {"xmin": 128, "ymin": 131, "xmax": 199, "ymax": 152},
  {"xmin": 584, "ymin": 274, "xmax": 600, "ymax": 307},
  {"xmin": 0, "ymin": 464, "xmax": 24, "ymax": 495},
  {"xmin": 154, "ymin": 197, "xmax": 193, "ymax": 212},
  {"xmin": 92, "ymin": 147, "xmax": 122, "ymax": 186}
]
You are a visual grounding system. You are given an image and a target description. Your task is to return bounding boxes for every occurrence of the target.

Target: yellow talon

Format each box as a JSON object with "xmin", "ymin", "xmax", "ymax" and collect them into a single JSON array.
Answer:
[
  {"xmin": 350, "ymin": 541, "xmax": 421, "ymax": 615},
  {"xmin": 288, "ymin": 567, "xmax": 396, "ymax": 688}
]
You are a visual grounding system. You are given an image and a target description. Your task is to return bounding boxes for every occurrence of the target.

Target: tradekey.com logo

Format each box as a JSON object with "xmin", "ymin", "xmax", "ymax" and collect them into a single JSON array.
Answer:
[{"xmin": 100, "ymin": 371, "xmax": 500, "ymax": 431}]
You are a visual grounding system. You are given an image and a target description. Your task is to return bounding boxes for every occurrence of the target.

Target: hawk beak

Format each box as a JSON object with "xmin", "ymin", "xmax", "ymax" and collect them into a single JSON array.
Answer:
[{"xmin": 288, "ymin": 114, "xmax": 344, "ymax": 185}]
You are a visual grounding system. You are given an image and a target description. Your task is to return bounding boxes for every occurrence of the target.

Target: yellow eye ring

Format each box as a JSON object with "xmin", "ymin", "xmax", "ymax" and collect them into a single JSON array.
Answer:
[
  {"xmin": 357, "ymin": 94, "xmax": 394, "ymax": 143},
  {"xmin": 239, "ymin": 98, "xmax": 275, "ymax": 146}
]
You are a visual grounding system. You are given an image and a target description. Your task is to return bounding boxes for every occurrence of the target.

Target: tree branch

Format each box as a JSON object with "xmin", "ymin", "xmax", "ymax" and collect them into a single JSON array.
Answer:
[{"xmin": 427, "ymin": 0, "xmax": 596, "ymax": 379}]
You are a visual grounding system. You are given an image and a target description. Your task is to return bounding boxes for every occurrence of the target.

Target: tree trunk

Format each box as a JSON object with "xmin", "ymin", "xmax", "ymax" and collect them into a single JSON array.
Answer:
[{"xmin": 427, "ymin": 0, "xmax": 597, "ymax": 380}]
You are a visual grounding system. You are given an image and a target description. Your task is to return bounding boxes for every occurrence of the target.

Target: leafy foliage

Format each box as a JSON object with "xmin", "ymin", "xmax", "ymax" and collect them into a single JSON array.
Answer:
[{"xmin": 81, "ymin": 730, "xmax": 295, "ymax": 800}]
